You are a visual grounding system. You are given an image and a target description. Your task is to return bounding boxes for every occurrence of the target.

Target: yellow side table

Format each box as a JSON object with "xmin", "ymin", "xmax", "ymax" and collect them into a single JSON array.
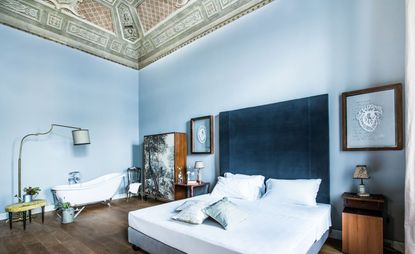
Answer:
[{"xmin": 5, "ymin": 199, "xmax": 47, "ymax": 230}]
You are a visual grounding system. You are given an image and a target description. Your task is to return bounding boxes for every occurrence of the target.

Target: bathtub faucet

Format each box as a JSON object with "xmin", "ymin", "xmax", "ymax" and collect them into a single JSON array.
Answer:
[{"xmin": 68, "ymin": 171, "xmax": 81, "ymax": 184}]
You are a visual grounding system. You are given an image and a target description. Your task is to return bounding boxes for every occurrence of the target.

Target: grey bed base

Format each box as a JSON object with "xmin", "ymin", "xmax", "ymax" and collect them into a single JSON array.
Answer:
[{"xmin": 128, "ymin": 226, "xmax": 330, "ymax": 254}]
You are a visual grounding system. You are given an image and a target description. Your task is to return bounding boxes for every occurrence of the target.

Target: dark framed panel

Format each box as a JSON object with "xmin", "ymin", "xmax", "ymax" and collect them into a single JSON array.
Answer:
[
  {"xmin": 219, "ymin": 94, "xmax": 330, "ymax": 204},
  {"xmin": 342, "ymin": 83, "xmax": 403, "ymax": 151},
  {"xmin": 143, "ymin": 132, "xmax": 186, "ymax": 201},
  {"xmin": 190, "ymin": 115, "xmax": 214, "ymax": 154}
]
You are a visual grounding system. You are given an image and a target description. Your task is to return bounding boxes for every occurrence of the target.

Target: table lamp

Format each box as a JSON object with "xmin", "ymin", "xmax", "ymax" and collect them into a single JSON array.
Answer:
[
  {"xmin": 353, "ymin": 165, "xmax": 370, "ymax": 197},
  {"xmin": 194, "ymin": 161, "xmax": 204, "ymax": 183}
]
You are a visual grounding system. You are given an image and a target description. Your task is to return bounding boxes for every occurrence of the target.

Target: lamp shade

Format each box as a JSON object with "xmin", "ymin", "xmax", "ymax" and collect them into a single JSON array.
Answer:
[
  {"xmin": 353, "ymin": 165, "xmax": 369, "ymax": 179},
  {"xmin": 194, "ymin": 161, "xmax": 204, "ymax": 169},
  {"xmin": 72, "ymin": 129, "xmax": 90, "ymax": 145}
]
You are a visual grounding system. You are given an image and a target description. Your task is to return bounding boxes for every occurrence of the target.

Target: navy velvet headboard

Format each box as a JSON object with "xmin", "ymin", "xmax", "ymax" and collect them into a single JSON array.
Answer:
[{"xmin": 219, "ymin": 94, "xmax": 330, "ymax": 204}]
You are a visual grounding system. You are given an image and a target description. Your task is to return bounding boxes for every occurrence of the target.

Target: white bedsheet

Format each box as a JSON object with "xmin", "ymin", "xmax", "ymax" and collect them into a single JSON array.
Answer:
[{"xmin": 128, "ymin": 194, "xmax": 331, "ymax": 254}]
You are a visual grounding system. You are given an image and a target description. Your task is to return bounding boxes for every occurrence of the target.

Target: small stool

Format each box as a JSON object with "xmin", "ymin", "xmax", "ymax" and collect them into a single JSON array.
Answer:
[{"xmin": 5, "ymin": 199, "xmax": 46, "ymax": 230}]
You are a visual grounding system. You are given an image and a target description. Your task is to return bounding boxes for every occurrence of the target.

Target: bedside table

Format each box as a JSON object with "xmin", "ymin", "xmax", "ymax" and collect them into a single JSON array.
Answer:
[
  {"xmin": 174, "ymin": 182, "xmax": 210, "ymax": 200},
  {"xmin": 342, "ymin": 192, "xmax": 385, "ymax": 254}
]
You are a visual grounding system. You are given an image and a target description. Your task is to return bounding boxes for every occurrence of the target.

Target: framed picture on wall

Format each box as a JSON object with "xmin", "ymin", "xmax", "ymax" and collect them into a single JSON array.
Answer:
[
  {"xmin": 342, "ymin": 83, "xmax": 403, "ymax": 151},
  {"xmin": 191, "ymin": 115, "xmax": 214, "ymax": 154}
]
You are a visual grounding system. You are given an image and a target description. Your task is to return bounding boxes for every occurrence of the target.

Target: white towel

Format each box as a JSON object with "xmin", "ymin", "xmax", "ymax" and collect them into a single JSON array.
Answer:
[{"xmin": 128, "ymin": 183, "xmax": 142, "ymax": 194}]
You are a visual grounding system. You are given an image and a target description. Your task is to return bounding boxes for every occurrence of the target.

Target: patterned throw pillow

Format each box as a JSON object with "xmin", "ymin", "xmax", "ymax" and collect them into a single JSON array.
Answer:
[
  {"xmin": 171, "ymin": 202, "xmax": 208, "ymax": 224},
  {"xmin": 203, "ymin": 197, "xmax": 248, "ymax": 230}
]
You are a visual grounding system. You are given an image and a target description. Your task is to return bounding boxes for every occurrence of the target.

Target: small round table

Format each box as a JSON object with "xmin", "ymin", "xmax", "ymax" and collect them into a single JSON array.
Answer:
[{"xmin": 5, "ymin": 199, "xmax": 47, "ymax": 230}]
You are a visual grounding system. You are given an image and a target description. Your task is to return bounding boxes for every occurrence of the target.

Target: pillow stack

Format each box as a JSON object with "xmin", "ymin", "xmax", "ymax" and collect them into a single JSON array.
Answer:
[
  {"xmin": 172, "ymin": 174, "xmax": 322, "ymax": 229},
  {"xmin": 171, "ymin": 198, "xmax": 248, "ymax": 229},
  {"xmin": 172, "ymin": 173, "xmax": 264, "ymax": 229},
  {"xmin": 172, "ymin": 200, "xmax": 208, "ymax": 224}
]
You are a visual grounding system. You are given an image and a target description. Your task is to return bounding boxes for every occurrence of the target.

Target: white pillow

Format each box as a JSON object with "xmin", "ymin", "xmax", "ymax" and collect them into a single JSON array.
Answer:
[
  {"xmin": 263, "ymin": 179, "xmax": 321, "ymax": 206},
  {"xmin": 171, "ymin": 203, "xmax": 208, "ymax": 224},
  {"xmin": 224, "ymin": 172, "xmax": 265, "ymax": 196},
  {"xmin": 211, "ymin": 176, "xmax": 261, "ymax": 201}
]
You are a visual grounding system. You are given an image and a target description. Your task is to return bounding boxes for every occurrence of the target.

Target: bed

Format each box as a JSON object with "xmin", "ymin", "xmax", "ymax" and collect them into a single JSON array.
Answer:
[{"xmin": 128, "ymin": 94, "xmax": 330, "ymax": 254}]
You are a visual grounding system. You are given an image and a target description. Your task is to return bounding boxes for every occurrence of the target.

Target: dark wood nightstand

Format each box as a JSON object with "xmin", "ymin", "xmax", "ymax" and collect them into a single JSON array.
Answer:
[
  {"xmin": 342, "ymin": 192, "xmax": 385, "ymax": 254},
  {"xmin": 174, "ymin": 182, "xmax": 210, "ymax": 200}
]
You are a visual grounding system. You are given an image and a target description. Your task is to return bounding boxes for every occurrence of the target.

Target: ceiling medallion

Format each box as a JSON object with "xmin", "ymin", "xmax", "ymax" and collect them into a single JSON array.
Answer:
[
  {"xmin": 48, "ymin": 0, "xmax": 84, "ymax": 17},
  {"xmin": 118, "ymin": 3, "xmax": 139, "ymax": 42}
]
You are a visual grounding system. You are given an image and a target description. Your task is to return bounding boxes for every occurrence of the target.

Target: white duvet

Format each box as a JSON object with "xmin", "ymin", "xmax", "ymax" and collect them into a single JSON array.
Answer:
[{"xmin": 128, "ymin": 194, "xmax": 331, "ymax": 254}]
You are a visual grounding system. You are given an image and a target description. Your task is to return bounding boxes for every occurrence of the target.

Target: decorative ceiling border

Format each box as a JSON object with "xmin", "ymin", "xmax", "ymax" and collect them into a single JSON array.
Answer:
[
  {"xmin": 0, "ymin": 0, "xmax": 273, "ymax": 70},
  {"xmin": 138, "ymin": 0, "xmax": 273, "ymax": 69},
  {"xmin": 0, "ymin": 0, "xmax": 139, "ymax": 69}
]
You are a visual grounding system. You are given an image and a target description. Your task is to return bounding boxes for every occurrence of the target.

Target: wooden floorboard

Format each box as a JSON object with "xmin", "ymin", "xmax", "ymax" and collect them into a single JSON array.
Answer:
[
  {"xmin": 0, "ymin": 197, "xmax": 374, "ymax": 254},
  {"xmin": 0, "ymin": 198, "xmax": 160, "ymax": 254},
  {"xmin": 23, "ymin": 242, "xmax": 49, "ymax": 254}
]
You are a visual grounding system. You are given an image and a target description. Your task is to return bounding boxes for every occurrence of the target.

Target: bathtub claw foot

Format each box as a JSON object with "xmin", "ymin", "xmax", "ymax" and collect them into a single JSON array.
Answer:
[{"xmin": 102, "ymin": 199, "xmax": 112, "ymax": 207}]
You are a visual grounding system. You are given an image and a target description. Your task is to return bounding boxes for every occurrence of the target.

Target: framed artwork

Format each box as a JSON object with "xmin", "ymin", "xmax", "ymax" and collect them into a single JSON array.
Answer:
[
  {"xmin": 342, "ymin": 83, "xmax": 403, "ymax": 151},
  {"xmin": 191, "ymin": 115, "xmax": 214, "ymax": 154}
]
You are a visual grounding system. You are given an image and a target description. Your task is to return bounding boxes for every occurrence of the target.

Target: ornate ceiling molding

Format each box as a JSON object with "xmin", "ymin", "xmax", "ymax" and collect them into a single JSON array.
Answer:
[
  {"xmin": 0, "ymin": 0, "xmax": 272, "ymax": 69},
  {"xmin": 48, "ymin": 0, "xmax": 84, "ymax": 16}
]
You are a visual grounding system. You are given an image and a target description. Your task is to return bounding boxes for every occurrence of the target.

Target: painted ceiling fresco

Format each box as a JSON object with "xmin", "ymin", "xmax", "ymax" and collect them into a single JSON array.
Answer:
[{"xmin": 0, "ymin": 0, "xmax": 272, "ymax": 69}]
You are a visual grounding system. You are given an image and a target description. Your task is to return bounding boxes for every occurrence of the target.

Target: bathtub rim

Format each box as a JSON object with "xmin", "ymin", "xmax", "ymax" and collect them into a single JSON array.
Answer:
[{"xmin": 51, "ymin": 172, "xmax": 124, "ymax": 191}]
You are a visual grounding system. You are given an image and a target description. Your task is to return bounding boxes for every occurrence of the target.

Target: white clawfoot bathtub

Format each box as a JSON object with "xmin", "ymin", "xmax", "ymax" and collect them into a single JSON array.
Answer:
[{"xmin": 52, "ymin": 173, "xmax": 124, "ymax": 207}]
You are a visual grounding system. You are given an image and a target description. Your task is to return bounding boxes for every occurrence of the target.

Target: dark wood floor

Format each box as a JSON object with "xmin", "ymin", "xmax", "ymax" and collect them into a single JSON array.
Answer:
[
  {"xmin": 0, "ymin": 197, "xmax": 390, "ymax": 254},
  {"xmin": 0, "ymin": 198, "xmax": 163, "ymax": 254}
]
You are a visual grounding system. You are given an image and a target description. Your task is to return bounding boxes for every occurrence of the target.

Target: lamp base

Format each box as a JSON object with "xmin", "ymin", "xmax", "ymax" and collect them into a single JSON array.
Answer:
[
  {"xmin": 357, "ymin": 184, "xmax": 370, "ymax": 197},
  {"xmin": 197, "ymin": 169, "xmax": 202, "ymax": 183}
]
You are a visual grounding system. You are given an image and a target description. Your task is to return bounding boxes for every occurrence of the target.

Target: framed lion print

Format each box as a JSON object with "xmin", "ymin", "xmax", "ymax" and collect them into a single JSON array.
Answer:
[
  {"xmin": 191, "ymin": 115, "xmax": 213, "ymax": 154},
  {"xmin": 342, "ymin": 83, "xmax": 403, "ymax": 151}
]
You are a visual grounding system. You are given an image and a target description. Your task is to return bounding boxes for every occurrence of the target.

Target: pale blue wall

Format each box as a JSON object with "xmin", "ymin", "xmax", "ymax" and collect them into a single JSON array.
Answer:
[
  {"xmin": 139, "ymin": 0, "xmax": 405, "ymax": 241},
  {"xmin": 0, "ymin": 25, "xmax": 139, "ymax": 212}
]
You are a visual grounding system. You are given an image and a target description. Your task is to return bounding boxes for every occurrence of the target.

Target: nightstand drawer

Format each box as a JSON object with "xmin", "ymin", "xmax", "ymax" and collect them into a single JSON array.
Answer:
[
  {"xmin": 343, "ymin": 192, "xmax": 384, "ymax": 211},
  {"xmin": 344, "ymin": 198, "xmax": 384, "ymax": 211}
]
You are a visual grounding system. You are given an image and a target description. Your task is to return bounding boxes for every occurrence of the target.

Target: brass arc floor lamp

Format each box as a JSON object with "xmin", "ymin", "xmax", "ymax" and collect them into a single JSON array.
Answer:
[{"xmin": 17, "ymin": 124, "xmax": 90, "ymax": 201}]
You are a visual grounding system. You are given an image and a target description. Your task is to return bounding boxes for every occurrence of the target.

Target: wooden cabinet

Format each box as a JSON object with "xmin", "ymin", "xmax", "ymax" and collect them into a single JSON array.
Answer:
[
  {"xmin": 174, "ymin": 182, "xmax": 210, "ymax": 200},
  {"xmin": 143, "ymin": 132, "xmax": 186, "ymax": 201},
  {"xmin": 342, "ymin": 192, "xmax": 385, "ymax": 254}
]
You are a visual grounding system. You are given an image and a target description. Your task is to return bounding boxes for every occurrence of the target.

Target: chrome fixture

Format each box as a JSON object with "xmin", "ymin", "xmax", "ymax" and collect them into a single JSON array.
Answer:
[{"xmin": 68, "ymin": 171, "xmax": 81, "ymax": 184}]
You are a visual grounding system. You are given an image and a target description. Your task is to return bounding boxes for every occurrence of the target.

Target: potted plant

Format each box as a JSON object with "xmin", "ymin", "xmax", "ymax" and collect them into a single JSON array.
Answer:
[
  {"xmin": 23, "ymin": 186, "xmax": 41, "ymax": 203},
  {"xmin": 58, "ymin": 201, "xmax": 74, "ymax": 224}
]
